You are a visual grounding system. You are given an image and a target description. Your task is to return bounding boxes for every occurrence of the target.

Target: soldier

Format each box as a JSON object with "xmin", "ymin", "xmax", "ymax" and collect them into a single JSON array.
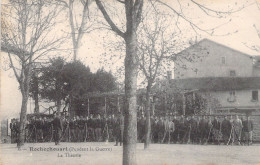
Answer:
[
  {"xmin": 95, "ymin": 114, "xmax": 103, "ymax": 142},
  {"xmin": 10, "ymin": 119, "xmax": 16, "ymax": 143},
  {"xmin": 178, "ymin": 115, "xmax": 186, "ymax": 144},
  {"xmin": 69, "ymin": 117, "xmax": 76, "ymax": 142},
  {"xmin": 221, "ymin": 116, "xmax": 232, "ymax": 145},
  {"xmin": 42, "ymin": 117, "xmax": 49, "ymax": 142},
  {"xmin": 77, "ymin": 116, "xmax": 85, "ymax": 142},
  {"xmin": 172, "ymin": 116, "xmax": 180, "ymax": 144},
  {"xmin": 162, "ymin": 116, "xmax": 170, "ymax": 143},
  {"xmin": 232, "ymin": 115, "xmax": 243, "ymax": 145},
  {"xmin": 35, "ymin": 117, "xmax": 44, "ymax": 142},
  {"xmin": 157, "ymin": 116, "xmax": 165, "ymax": 143},
  {"xmin": 198, "ymin": 116, "xmax": 208, "ymax": 144},
  {"xmin": 138, "ymin": 115, "xmax": 145, "ymax": 143},
  {"xmin": 114, "ymin": 114, "xmax": 124, "ymax": 146},
  {"xmin": 107, "ymin": 115, "xmax": 114, "ymax": 142},
  {"xmin": 62, "ymin": 117, "xmax": 70, "ymax": 142},
  {"xmin": 212, "ymin": 116, "xmax": 221, "ymax": 145},
  {"xmin": 195, "ymin": 116, "xmax": 201, "ymax": 144},
  {"xmin": 52, "ymin": 113, "xmax": 63, "ymax": 145},
  {"xmin": 183, "ymin": 116, "xmax": 191, "ymax": 144},
  {"xmin": 88, "ymin": 114, "xmax": 95, "ymax": 141},
  {"xmin": 242, "ymin": 115, "xmax": 254, "ymax": 145},
  {"xmin": 189, "ymin": 115, "xmax": 198, "ymax": 144},
  {"xmin": 14, "ymin": 119, "xmax": 20, "ymax": 144},
  {"xmin": 206, "ymin": 116, "xmax": 213, "ymax": 144}
]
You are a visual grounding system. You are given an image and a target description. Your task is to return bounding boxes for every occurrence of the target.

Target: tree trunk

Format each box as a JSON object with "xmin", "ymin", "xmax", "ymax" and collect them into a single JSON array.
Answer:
[
  {"xmin": 144, "ymin": 82, "xmax": 151, "ymax": 149},
  {"xmin": 123, "ymin": 33, "xmax": 138, "ymax": 165},
  {"xmin": 33, "ymin": 74, "xmax": 39, "ymax": 113},
  {"xmin": 17, "ymin": 70, "xmax": 31, "ymax": 148},
  {"xmin": 17, "ymin": 94, "xmax": 29, "ymax": 148}
]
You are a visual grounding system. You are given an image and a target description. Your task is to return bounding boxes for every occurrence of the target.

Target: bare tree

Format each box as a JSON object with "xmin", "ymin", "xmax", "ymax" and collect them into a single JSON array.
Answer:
[
  {"xmin": 1, "ymin": 0, "xmax": 65, "ymax": 148},
  {"xmin": 137, "ymin": 6, "xmax": 180, "ymax": 149},
  {"xmin": 94, "ymin": 0, "xmax": 143, "ymax": 165},
  {"xmin": 58, "ymin": 0, "xmax": 95, "ymax": 61}
]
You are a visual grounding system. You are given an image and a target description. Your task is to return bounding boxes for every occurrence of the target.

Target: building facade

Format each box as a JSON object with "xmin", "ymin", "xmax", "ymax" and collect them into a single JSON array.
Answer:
[{"xmin": 171, "ymin": 39, "xmax": 260, "ymax": 140}]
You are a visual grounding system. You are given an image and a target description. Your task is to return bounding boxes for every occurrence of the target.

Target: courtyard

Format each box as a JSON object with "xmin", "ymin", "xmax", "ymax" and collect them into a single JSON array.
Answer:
[{"xmin": 0, "ymin": 142, "xmax": 259, "ymax": 165}]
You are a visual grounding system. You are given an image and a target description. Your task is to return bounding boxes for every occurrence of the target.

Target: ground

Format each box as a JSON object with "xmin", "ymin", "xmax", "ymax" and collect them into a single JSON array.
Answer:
[{"xmin": 0, "ymin": 142, "xmax": 260, "ymax": 165}]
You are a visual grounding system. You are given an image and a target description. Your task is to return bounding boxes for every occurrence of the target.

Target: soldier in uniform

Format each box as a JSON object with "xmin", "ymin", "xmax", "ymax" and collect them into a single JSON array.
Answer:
[
  {"xmin": 232, "ymin": 115, "xmax": 243, "ymax": 145},
  {"xmin": 88, "ymin": 114, "xmax": 95, "ymax": 141},
  {"xmin": 42, "ymin": 117, "xmax": 49, "ymax": 142},
  {"xmin": 114, "ymin": 114, "xmax": 124, "ymax": 146},
  {"xmin": 212, "ymin": 116, "xmax": 221, "ymax": 145},
  {"xmin": 95, "ymin": 114, "xmax": 103, "ymax": 142},
  {"xmin": 172, "ymin": 116, "xmax": 180, "ymax": 144},
  {"xmin": 221, "ymin": 116, "xmax": 232, "ymax": 145},
  {"xmin": 69, "ymin": 117, "xmax": 76, "ymax": 142},
  {"xmin": 10, "ymin": 119, "xmax": 16, "ymax": 143},
  {"xmin": 138, "ymin": 115, "xmax": 145, "ymax": 143},
  {"xmin": 242, "ymin": 115, "xmax": 254, "ymax": 145},
  {"xmin": 178, "ymin": 115, "xmax": 186, "ymax": 144},
  {"xmin": 198, "ymin": 116, "xmax": 208, "ymax": 144},
  {"xmin": 157, "ymin": 116, "xmax": 165, "ymax": 143},
  {"xmin": 35, "ymin": 117, "xmax": 44, "ymax": 142},
  {"xmin": 52, "ymin": 113, "xmax": 63, "ymax": 145},
  {"xmin": 189, "ymin": 115, "xmax": 198, "ymax": 144},
  {"xmin": 107, "ymin": 115, "xmax": 114, "ymax": 142},
  {"xmin": 77, "ymin": 116, "xmax": 85, "ymax": 142}
]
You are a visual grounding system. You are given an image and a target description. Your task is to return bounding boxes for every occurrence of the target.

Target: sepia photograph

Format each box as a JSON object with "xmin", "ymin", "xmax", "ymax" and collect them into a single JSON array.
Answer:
[{"xmin": 1, "ymin": 0, "xmax": 260, "ymax": 165}]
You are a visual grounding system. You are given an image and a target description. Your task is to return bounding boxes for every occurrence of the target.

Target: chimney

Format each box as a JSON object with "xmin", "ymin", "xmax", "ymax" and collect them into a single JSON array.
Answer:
[{"xmin": 167, "ymin": 71, "xmax": 172, "ymax": 80}]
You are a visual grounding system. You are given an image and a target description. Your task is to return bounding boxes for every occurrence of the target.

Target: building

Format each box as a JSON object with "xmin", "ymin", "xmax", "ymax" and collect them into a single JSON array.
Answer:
[{"xmin": 171, "ymin": 38, "xmax": 260, "ymax": 141}]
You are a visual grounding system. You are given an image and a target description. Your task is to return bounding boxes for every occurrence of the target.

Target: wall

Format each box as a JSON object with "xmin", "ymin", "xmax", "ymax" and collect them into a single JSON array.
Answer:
[
  {"xmin": 174, "ymin": 39, "xmax": 254, "ymax": 79},
  {"xmin": 202, "ymin": 89, "xmax": 260, "ymax": 109}
]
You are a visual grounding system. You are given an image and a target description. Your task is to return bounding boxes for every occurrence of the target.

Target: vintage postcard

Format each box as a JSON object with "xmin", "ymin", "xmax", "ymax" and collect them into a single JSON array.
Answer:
[{"xmin": 1, "ymin": 0, "xmax": 260, "ymax": 165}]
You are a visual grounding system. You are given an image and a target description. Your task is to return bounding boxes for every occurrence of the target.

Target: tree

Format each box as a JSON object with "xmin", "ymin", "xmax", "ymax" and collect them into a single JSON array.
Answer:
[
  {"xmin": 95, "ymin": 0, "xmax": 143, "ymax": 164},
  {"xmin": 136, "ymin": 4, "xmax": 179, "ymax": 149},
  {"xmin": 59, "ymin": 0, "xmax": 95, "ymax": 61},
  {"xmin": 1, "ymin": 0, "xmax": 65, "ymax": 148},
  {"xmin": 92, "ymin": 68, "xmax": 117, "ymax": 92},
  {"xmin": 39, "ymin": 57, "xmax": 67, "ymax": 115}
]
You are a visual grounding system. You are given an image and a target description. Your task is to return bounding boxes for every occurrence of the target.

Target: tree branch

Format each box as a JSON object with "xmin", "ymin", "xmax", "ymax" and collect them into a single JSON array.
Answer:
[{"xmin": 95, "ymin": 0, "xmax": 125, "ymax": 38}]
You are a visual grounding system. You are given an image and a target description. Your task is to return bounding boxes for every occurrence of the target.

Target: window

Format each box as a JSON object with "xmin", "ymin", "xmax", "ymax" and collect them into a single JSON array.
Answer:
[
  {"xmin": 252, "ymin": 91, "xmax": 258, "ymax": 101},
  {"xmin": 230, "ymin": 70, "xmax": 236, "ymax": 76},
  {"xmin": 221, "ymin": 57, "xmax": 226, "ymax": 64},
  {"xmin": 227, "ymin": 91, "xmax": 236, "ymax": 102}
]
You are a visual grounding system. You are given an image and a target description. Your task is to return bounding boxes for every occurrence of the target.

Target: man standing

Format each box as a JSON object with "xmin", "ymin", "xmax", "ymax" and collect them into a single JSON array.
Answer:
[
  {"xmin": 212, "ymin": 116, "xmax": 221, "ymax": 145},
  {"xmin": 198, "ymin": 116, "xmax": 208, "ymax": 144},
  {"xmin": 189, "ymin": 115, "xmax": 198, "ymax": 144},
  {"xmin": 172, "ymin": 116, "xmax": 180, "ymax": 144},
  {"xmin": 242, "ymin": 115, "xmax": 253, "ymax": 145},
  {"xmin": 232, "ymin": 115, "xmax": 243, "ymax": 145},
  {"xmin": 221, "ymin": 116, "xmax": 232, "ymax": 145},
  {"xmin": 52, "ymin": 113, "xmax": 63, "ymax": 145}
]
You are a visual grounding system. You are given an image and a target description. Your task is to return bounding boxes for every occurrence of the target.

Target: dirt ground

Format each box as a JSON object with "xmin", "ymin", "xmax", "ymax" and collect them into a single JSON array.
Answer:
[{"xmin": 0, "ymin": 142, "xmax": 259, "ymax": 165}]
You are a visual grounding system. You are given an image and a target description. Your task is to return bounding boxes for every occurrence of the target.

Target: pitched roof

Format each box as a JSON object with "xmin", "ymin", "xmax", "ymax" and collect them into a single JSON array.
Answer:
[
  {"xmin": 177, "ymin": 38, "xmax": 254, "ymax": 59},
  {"xmin": 169, "ymin": 77, "xmax": 260, "ymax": 92}
]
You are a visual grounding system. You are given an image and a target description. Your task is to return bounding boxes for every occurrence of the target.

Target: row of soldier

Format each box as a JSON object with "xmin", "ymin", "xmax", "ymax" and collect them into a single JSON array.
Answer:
[
  {"xmin": 10, "ymin": 114, "xmax": 253, "ymax": 145},
  {"xmin": 137, "ymin": 114, "xmax": 254, "ymax": 145},
  {"xmin": 10, "ymin": 114, "xmax": 124, "ymax": 145}
]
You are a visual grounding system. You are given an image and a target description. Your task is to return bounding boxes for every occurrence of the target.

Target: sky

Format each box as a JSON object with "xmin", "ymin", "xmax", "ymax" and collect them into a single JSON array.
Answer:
[{"xmin": 1, "ymin": 0, "xmax": 260, "ymax": 119}]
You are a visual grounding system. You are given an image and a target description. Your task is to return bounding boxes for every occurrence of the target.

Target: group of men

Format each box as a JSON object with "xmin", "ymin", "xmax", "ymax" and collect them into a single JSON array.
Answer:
[
  {"xmin": 137, "ymin": 114, "xmax": 254, "ymax": 145},
  {"xmin": 10, "ymin": 114, "xmax": 254, "ymax": 146},
  {"xmin": 10, "ymin": 113, "xmax": 124, "ymax": 145}
]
